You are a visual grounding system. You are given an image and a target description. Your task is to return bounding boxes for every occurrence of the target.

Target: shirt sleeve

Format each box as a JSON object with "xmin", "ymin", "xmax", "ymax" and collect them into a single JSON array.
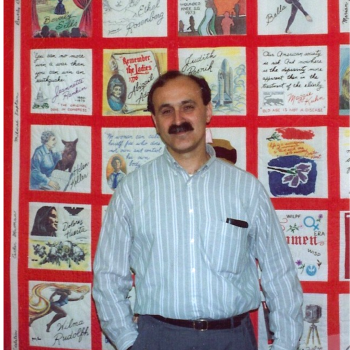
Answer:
[
  {"xmin": 253, "ymin": 183, "xmax": 304, "ymax": 350},
  {"xmin": 93, "ymin": 185, "xmax": 138, "ymax": 350}
]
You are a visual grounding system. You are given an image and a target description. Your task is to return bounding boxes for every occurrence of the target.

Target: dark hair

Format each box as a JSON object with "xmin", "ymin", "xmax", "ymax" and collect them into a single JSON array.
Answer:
[
  {"xmin": 147, "ymin": 70, "xmax": 211, "ymax": 114},
  {"xmin": 111, "ymin": 156, "xmax": 122, "ymax": 168},
  {"xmin": 31, "ymin": 206, "xmax": 57, "ymax": 237}
]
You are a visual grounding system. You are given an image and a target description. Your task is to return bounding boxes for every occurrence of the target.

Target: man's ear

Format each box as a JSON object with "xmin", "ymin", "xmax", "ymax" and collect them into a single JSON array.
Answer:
[{"xmin": 206, "ymin": 102, "xmax": 213, "ymax": 124}]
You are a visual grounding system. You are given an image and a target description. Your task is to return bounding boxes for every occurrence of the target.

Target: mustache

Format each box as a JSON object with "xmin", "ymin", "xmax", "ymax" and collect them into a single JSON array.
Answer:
[{"xmin": 168, "ymin": 122, "xmax": 194, "ymax": 134}]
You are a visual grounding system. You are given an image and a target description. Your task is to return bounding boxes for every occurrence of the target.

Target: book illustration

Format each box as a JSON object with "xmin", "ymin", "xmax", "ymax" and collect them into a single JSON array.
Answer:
[
  {"xmin": 32, "ymin": 0, "xmax": 92, "ymax": 38},
  {"xmin": 31, "ymin": 49, "xmax": 92, "ymax": 115},
  {"xmin": 179, "ymin": 47, "xmax": 246, "ymax": 115},
  {"xmin": 103, "ymin": 0, "xmax": 167, "ymax": 37},
  {"xmin": 41, "ymin": 170, "xmax": 72, "ymax": 191},
  {"xmin": 30, "ymin": 126, "xmax": 91, "ymax": 193},
  {"xmin": 178, "ymin": 0, "xmax": 246, "ymax": 36},
  {"xmin": 103, "ymin": 49, "xmax": 167, "ymax": 115}
]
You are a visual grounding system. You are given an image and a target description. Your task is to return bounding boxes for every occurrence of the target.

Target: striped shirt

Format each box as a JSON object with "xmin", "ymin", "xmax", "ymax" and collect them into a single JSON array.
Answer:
[{"xmin": 93, "ymin": 145, "xmax": 303, "ymax": 350}]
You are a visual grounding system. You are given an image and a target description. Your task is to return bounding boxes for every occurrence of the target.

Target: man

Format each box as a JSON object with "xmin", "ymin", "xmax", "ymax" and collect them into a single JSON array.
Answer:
[{"xmin": 93, "ymin": 71, "xmax": 303, "ymax": 350}]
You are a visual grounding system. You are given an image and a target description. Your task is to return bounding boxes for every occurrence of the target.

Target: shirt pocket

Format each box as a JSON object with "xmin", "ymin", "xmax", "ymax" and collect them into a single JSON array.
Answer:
[{"xmin": 202, "ymin": 220, "xmax": 249, "ymax": 275}]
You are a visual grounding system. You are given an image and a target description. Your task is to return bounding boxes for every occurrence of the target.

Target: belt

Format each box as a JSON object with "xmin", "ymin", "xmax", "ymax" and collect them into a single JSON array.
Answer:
[{"xmin": 150, "ymin": 313, "xmax": 248, "ymax": 331}]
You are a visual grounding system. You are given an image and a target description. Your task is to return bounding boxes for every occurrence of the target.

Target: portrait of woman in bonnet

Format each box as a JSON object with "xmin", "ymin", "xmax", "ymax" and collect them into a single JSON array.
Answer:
[{"xmin": 107, "ymin": 74, "xmax": 126, "ymax": 112}]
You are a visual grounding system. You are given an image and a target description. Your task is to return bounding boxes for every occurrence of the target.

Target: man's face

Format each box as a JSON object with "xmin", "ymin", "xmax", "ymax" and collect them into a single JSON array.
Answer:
[
  {"xmin": 47, "ymin": 209, "xmax": 58, "ymax": 232},
  {"xmin": 151, "ymin": 76, "xmax": 212, "ymax": 158}
]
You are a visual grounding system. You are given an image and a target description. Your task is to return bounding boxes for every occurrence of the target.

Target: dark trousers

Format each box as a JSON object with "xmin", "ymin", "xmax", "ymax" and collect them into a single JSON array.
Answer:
[{"xmin": 132, "ymin": 315, "xmax": 258, "ymax": 350}]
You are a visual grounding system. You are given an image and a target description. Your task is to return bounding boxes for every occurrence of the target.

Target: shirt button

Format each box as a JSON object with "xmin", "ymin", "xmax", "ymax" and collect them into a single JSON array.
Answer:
[
  {"xmin": 189, "ymin": 209, "xmax": 194, "ymax": 214},
  {"xmin": 190, "ymin": 238, "xmax": 194, "ymax": 244},
  {"xmin": 191, "ymin": 268, "xmax": 196, "ymax": 273}
]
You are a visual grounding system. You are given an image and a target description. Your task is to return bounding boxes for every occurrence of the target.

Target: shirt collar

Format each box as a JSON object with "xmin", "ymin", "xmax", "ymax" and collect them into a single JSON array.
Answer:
[{"xmin": 163, "ymin": 144, "xmax": 216, "ymax": 175}]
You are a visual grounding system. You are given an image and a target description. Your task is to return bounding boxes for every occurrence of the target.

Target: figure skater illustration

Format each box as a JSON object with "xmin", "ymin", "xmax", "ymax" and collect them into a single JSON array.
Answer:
[
  {"xmin": 285, "ymin": 0, "xmax": 312, "ymax": 34},
  {"xmin": 29, "ymin": 283, "xmax": 90, "ymax": 332}
]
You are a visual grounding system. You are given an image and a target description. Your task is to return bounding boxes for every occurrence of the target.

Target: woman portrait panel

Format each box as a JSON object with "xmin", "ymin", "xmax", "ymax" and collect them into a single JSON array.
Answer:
[{"xmin": 31, "ymin": 206, "xmax": 58, "ymax": 237}]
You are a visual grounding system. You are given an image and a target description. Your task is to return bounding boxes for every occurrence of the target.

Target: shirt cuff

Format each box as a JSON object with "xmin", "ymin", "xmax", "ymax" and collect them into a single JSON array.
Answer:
[
  {"xmin": 271, "ymin": 342, "xmax": 299, "ymax": 350},
  {"xmin": 117, "ymin": 329, "xmax": 138, "ymax": 350}
]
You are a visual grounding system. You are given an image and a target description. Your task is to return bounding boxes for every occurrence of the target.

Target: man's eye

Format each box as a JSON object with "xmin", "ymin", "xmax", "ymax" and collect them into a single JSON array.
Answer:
[
  {"xmin": 183, "ymin": 105, "xmax": 194, "ymax": 111},
  {"xmin": 161, "ymin": 109, "xmax": 171, "ymax": 115}
]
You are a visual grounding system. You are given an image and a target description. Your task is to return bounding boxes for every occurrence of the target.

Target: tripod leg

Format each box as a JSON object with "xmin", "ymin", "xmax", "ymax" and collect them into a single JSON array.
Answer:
[
  {"xmin": 306, "ymin": 325, "xmax": 312, "ymax": 345},
  {"xmin": 315, "ymin": 325, "xmax": 321, "ymax": 346}
]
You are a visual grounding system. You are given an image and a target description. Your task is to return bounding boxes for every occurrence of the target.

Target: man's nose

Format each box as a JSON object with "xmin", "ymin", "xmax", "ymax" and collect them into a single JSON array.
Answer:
[{"xmin": 173, "ymin": 108, "xmax": 184, "ymax": 125}]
